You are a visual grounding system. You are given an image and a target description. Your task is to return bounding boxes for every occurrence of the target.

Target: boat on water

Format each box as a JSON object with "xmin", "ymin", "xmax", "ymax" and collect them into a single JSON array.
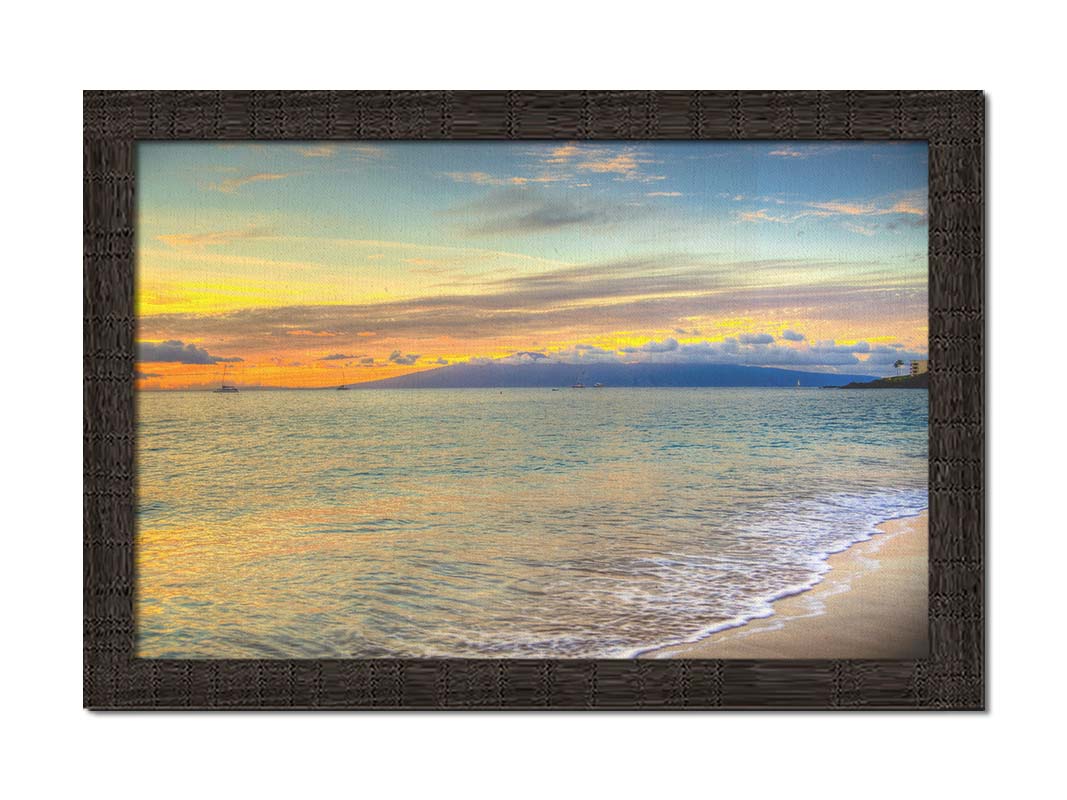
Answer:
[
  {"xmin": 571, "ymin": 382, "xmax": 585, "ymax": 389},
  {"xmin": 593, "ymin": 382, "xmax": 604, "ymax": 388},
  {"xmin": 336, "ymin": 368, "xmax": 349, "ymax": 390},
  {"xmin": 212, "ymin": 364, "xmax": 239, "ymax": 393}
]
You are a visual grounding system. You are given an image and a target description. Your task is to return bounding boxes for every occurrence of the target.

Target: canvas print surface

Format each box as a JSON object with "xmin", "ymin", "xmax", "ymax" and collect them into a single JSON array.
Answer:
[{"xmin": 135, "ymin": 141, "xmax": 929, "ymax": 659}]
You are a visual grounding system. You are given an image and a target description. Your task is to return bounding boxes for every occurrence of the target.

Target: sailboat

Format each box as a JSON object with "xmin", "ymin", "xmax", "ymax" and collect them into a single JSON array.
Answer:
[
  {"xmin": 336, "ymin": 368, "xmax": 349, "ymax": 390},
  {"xmin": 213, "ymin": 364, "xmax": 239, "ymax": 393},
  {"xmin": 795, "ymin": 378, "xmax": 801, "ymax": 389}
]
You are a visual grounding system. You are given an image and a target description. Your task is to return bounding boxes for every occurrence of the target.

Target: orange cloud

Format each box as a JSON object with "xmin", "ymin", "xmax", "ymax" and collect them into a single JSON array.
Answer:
[
  {"xmin": 156, "ymin": 227, "xmax": 273, "ymax": 249},
  {"xmin": 888, "ymin": 199, "xmax": 926, "ymax": 216},
  {"xmin": 738, "ymin": 193, "xmax": 927, "ymax": 226},
  {"xmin": 208, "ymin": 172, "xmax": 290, "ymax": 194},
  {"xmin": 807, "ymin": 194, "xmax": 926, "ymax": 219},
  {"xmin": 805, "ymin": 201, "xmax": 875, "ymax": 216},
  {"xmin": 545, "ymin": 144, "xmax": 580, "ymax": 163},
  {"xmin": 441, "ymin": 171, "xmax": 499, "ymax": 185},
  {"xmin": 739, "ymin": 209, "xmax": 791, "ymax": 223},
  {"xmin": 578, "ymin": 153, "xmax": 640, "ymax": 176},
  {"xmin": 442, "ymin": 171, "xmax": 563, "ymax": 186}
]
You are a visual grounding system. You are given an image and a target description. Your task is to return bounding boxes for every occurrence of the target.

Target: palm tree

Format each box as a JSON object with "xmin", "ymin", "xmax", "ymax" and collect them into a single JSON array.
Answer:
[{"xmin": 893, "ymin": 359, "xmax": 905, "ymax": 376}]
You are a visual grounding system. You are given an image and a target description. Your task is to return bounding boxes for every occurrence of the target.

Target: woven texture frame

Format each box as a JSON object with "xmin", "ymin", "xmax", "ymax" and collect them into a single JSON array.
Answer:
[{"xmin": 84, "ymin": 90, "xmax": 984, "ymax": 709}]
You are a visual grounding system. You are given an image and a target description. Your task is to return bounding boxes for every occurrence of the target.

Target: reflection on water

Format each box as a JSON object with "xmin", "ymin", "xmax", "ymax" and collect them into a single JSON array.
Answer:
[{"xmin": 136, "ymin": 388, "xmax": 927, "ymax": 658}]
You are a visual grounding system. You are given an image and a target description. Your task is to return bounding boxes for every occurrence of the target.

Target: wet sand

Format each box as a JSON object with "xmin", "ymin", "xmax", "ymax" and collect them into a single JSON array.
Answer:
[{"xmin": 646, "ymin": 511, "xmax": 928, "ymax": 659}]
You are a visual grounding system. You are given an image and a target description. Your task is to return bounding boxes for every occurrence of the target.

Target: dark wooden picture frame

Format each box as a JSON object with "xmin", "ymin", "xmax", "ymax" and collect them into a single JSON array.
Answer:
[{"xmin": 84, "ymin": 90, "xmax": 984, "ymax": 710}]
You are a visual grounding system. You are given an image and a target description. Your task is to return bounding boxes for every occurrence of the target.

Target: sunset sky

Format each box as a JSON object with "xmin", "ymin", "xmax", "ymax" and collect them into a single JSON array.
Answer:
[{"xmin": 136, "ymin": 140, "xmax": 928, "ymax": 389}]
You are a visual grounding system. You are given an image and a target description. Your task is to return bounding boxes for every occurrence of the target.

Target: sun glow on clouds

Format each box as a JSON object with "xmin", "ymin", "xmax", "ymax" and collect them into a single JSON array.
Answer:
[
  {"xmin": 206, "ymin": 172, "xmax": 291, "ymax": 194},
  {"xmin": 135, "ymin": 141, "xmax": 928, "ymax": 389}
]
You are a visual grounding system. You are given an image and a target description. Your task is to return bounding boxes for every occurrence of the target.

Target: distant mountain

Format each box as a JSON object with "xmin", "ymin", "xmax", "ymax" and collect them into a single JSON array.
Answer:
[
  {"xmin": 837, "ymin": 372, "xmax": 929, "ymax": 389},
  {"xmin": 347, "ymin": 362, "xmax": 879, "ymax": 389}
]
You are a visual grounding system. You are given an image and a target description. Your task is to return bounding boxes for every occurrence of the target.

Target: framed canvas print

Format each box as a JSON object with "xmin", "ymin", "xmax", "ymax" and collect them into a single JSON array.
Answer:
[{"xmin": 84, "ymin": 90, "xmax": 984, "ymax": 709}]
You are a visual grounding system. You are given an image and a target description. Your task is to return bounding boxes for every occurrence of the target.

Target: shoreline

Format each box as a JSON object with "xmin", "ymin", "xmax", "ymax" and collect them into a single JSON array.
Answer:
[{"xmin": 643, "ymin": 510, "xmax": 929, "ymax": 659}]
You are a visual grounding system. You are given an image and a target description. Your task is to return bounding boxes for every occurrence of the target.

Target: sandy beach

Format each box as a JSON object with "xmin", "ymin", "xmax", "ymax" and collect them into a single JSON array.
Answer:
[{"xmin": 646, "ymin": 511, "xmax": 929, "ymax": 659}]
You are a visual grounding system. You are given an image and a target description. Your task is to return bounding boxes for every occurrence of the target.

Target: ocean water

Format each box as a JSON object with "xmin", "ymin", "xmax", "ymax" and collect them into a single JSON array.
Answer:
[{"xmin": 136, "ymin": 388, "xmax": 928, "ymax": 658}]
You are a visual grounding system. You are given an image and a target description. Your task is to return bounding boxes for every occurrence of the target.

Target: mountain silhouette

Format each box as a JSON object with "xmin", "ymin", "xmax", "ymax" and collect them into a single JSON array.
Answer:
[{"xmin": 347, "ymin": 361, "xmax": 878, "ymax": 389}]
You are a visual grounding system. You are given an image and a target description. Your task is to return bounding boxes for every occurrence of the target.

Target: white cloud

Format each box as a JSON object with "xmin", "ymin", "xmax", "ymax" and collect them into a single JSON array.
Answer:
[{"xmin": 479, "ymin": 335, "xmax": 929, "ymax": 375}]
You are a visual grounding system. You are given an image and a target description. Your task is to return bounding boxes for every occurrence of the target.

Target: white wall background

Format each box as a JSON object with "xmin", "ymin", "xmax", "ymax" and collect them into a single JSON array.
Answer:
[{"xmin": 4, "ymin": 2, "xmax": 1062, "ymax": 797}]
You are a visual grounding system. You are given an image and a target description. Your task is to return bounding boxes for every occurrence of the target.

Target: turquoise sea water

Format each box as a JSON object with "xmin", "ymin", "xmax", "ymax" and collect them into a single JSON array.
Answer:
[{"xmin": 136, "ymin": 388, "xmax": 928, "ymax": 658}]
